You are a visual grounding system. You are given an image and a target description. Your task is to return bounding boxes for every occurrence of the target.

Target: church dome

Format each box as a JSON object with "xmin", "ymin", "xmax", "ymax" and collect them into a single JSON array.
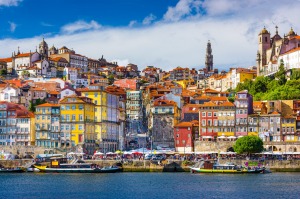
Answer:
[
  {"xmin": 287, "ymin": 27, "xmax": 296, "ymax": 36},
  {"xmin": 49, "ymin": 45, "xmax": 56, "ymax": 50},
  {"xmin": 259, "ymin": 27, "xmax": 269, "ymax": 35},
  {"xmin": 40, "ymin": 38, "xmax": 48, "ymax": 46}
]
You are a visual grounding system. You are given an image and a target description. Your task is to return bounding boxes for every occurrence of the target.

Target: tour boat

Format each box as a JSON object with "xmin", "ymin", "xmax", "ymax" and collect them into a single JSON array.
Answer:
[
  {"xmin": 34, "ymin": 157, "xmax": 122, "ymax": 173},
  {"xmin": 0, "ymin": 167, "xmax": 25, "ymax": 173},
  {"xmin": 190, "ymin": 160, "xmax": 265, "ymax": 174}
]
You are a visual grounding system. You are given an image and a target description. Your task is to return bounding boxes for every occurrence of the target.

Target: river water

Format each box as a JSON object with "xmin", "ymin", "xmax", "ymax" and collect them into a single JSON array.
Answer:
[{"xmin": 0, "ymin": 172, "xmax": 299, "ymax": 199}]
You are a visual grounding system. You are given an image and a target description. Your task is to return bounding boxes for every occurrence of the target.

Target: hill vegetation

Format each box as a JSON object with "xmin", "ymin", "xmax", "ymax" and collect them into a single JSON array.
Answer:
[{"xmin": 235, "ymin": 61, "xmax": 300, "ymax": 101}]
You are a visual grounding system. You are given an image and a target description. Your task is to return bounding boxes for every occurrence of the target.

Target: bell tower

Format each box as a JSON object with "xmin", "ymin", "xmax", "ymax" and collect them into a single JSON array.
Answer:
[
  {"xmin": 257, "ymin": 27, "xmax": 270, "ymax": 76},
  {"xmin": 39, "ymin": 38, "xmax": 49, "ymax": 60},
  {"xmin": 205, "ymin": 40, "xmax": 213, "ymax": 71}
]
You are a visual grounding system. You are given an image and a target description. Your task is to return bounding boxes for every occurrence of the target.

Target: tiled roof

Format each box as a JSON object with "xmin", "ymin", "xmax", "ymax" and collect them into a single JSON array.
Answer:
[
  {"xmin": 0, "ymin": 57, "xmax": 12, "ymax": 62},
  {"xmin": 153, "ymin": 100, "xmax": 177, "ymax": 106},
  {"xmin": 15, "ymin": 53, "xmax": 31, "ymax": 58},
  {"xmin": 174, "ymin": 122, "xmax": 193, "ymax": 127},
  {"xmin": 36, "ymin": 103, "xmax": 60, "ymax": 107}
]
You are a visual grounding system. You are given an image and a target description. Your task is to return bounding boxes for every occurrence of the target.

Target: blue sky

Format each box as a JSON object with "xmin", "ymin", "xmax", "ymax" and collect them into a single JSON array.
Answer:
[
  {"xmin": 0, "ymin": 0, "xmax": 179, "ymax": 38},
  {"xmin": 0, "ymin": 0, "xmax": 300, "ymax": 71}
]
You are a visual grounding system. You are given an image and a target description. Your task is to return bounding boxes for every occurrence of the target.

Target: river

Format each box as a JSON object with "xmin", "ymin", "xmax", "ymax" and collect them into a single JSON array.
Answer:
[{"xmin": 0, "ymin": 172, "xmax": 299, "ymax": 199}]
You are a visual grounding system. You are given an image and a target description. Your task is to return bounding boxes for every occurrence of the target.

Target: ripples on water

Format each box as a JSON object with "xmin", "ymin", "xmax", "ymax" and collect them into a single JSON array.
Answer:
[{"xmin": 0, "ymin": 172, "xmax": 299, "ymax": 199}]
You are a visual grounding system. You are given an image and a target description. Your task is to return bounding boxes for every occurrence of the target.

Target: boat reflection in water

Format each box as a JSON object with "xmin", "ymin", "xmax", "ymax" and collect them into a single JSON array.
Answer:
[
  {"xmin": 34, "ymin": 156, "xmax": 122, "ymax": 173},
  {"xmin": 190, "ymin": 160, "xmax": 265, "ymax": 174}
]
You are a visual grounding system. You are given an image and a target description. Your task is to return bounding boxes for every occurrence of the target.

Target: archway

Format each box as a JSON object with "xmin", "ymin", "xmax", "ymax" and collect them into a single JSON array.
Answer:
[
  {"xmin": 227, "ymin": 147, "xmax": 234, "ymax": 152},
  {"xmin": 288, "ymin": 147, "xmax": 297, "ymax": 152},
  {"xmin": 268, "ymin": 146, "xmax": 277, "ymax": 151}
]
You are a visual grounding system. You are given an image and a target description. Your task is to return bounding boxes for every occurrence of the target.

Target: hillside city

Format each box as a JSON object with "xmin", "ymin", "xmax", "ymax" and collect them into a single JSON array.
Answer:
[{"xmin": 0, "ymin": 26, "xmax": 300, "ymax": 155}]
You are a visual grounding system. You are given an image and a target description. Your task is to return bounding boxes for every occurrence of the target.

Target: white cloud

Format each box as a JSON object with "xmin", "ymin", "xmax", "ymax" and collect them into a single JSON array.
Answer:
[
  {"xmin": 128, "ymin": 20, "xmax": 137, "ymax": 27},
  {"xmin": 41, "ymin": 22, "xmax": 54, "ymax": 27},
  {"xmin": 61, "ymin": 20, "xmax": 101, "ymax": 34},
  {"xmin": 1, "ymin": 1, "xmax": 300, "ymax": 72},
  {"xmin": 0, "ymin": 0, "xmax": 21, "ymax": 6},
  {"xmin": 142, "ymin": 14, "xmax": 156, "ymax": 25},
  {"xmin": 8, "ymin": 21, "xmax": 16, "ymax": 32},
  {"xmin": 163, "ymin": 0, "xmax": 201, "ymax": 22}
]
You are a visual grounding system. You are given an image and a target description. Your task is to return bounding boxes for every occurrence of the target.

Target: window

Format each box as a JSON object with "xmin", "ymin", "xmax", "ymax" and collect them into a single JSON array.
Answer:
[
  {"xmin": 61, "ymin": 105, "xmax": 65, "ymax": 110},
  {"xmin": 72, "ymin": 115, "xmax": 75, "ymax": 121},
  {"xmin": 188, "ymin": 127, "xmax": 191, "ymax": 131},
  {"xmin": 71, "ymin": 125, "xmax": 75, "ymax": 130},
  {"xmin": 79, "ymin": 115, "xmax": 83, "ymax": 121},
  {"xmin": 176, "ymin": 134, "xmax": 179, "ymax": 138},
  {"xmin": 72, "ymin": 105, "xmax": 76, "ymax": 110},
  {"xmin": 66, "ymin": 106, "xmax": 70, "ymax": 110},
  {"xmin": 208, "ymin": 112, "xmax": 212, "ymax": 117},
  {"xmin": 79, "ymin": 105, "xmax": 83, "ymax": 110},
  {"xmin": 202, "ymin": 112, "xmax": 206, "ymax": 117}
]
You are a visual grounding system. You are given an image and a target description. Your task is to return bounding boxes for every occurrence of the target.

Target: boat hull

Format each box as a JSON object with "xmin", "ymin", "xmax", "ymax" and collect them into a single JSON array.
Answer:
[
  {"xmin": 34, "ymin": 165, "xmax": 122, "ymax": 173},
  {"xmin": 0, "ymin": 168, "xmax": 25, "ymax": 173},
  {"xmin": 190, "ymin": 168, "xmax": 264, "ymax": 174}
]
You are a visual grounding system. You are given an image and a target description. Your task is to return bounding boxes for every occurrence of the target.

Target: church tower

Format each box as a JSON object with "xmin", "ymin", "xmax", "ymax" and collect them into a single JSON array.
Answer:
[
  {"xmin": 39, "ymin": 38, "xmax": 48, "ymax": 60},
  {"xmin": 257, "ymin": 27, "xmax": 270, "ymax": 76},
  {"xmin": 205, "ymin": 40, "xmax": 213, "ymax": 71}
]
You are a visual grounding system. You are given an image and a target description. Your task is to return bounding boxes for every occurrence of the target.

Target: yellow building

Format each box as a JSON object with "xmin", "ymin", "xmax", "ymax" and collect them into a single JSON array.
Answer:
[
  {"xmin": 217, "ymin": 101, "xmax": 236, "ymax": 137},
  {"xmin": 80, "ymin": 84, "xmax": 121, "ymax": 152},
  {"xmin": 80, "ymin": 87, "xmax": 107, "ymax": 148},
  {"xmin": 35, "ymin": 103, "xmax": 60, "ymax": 148},
  {"xmin": 59, "ymin": 96, "xmax": 95, "ymax": 154},
  {"xmin": 282, "ymin": 116, "xmax": 297, "ymax": 142}
]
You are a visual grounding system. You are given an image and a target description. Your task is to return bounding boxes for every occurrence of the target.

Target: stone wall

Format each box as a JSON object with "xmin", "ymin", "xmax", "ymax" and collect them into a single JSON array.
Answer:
[
  {"xmin": 194, "ymin": 140, "xmax": 300, "ymax": 153},
  {"xmin": 194, "ymin": 141, "xmax": 234, "ymax": 152}
]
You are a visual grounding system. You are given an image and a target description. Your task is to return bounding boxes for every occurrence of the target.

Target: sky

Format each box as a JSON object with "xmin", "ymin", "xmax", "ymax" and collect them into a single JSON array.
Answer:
[{"xmin": 0, "ymin": 0, "xmax": 300, "ymax": 71}]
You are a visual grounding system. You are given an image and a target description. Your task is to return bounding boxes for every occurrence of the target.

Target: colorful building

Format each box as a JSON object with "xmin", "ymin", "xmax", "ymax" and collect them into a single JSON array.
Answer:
[
  {"xmin": 217, "ymin": 101, "xmax": 236, "ymax": 139},
  {"xmin": 174, "ymin": 120, "xmax": 198, "ymax": 153},
  {"xmin": 199, "ymin": 101, "xmax": 219, "ymax": 141},
  {"xmin": 234, "ymin": 90, "xmax": 253, "ymax": 137},
  {"xmin": 0, "ymin": 101, "xmax": 34, "ymax": 146},
  {"xmin": 35, "ymin": 103, "xmax": 60, "ymax": 148},
  {"xmin": 59, "ymin": 96, "xmax": 95, "ymax": 154},
  {"xmin": 152, "ymin": 99, "xmax": 180, "ymax": 148}
]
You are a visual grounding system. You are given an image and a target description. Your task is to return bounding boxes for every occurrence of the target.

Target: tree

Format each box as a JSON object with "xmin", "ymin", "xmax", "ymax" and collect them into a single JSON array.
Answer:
[
  {"xmin": 290, "ymin": 68, "xmax": 300, "ymax": 80},
  {"xmin": 275, "ymin": 59, "xmax": 287, "ymax": 85},
  {"xmin": 0, "ymin": 69, "xmax": 7, "ymax": 76},
  {"xmin": 108, "ymin": 74, "xmax": 115, "ymax": 85},
  {"xmin": 29, "ymin": 98, "xmax": 46, "ymax": 112},
  {"xmin": 233, "ymin": 136, "xmax": 264, "ymax": 154},
  {"xmin": 21, "ymin": 70, "xmax": 30, "ymax": 78}
]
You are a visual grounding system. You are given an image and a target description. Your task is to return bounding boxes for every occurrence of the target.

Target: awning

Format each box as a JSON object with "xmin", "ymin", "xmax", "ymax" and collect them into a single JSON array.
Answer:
[
  {"xmin": 195, "ymin": 151, "xmax": 218, "ymax": 154},
  {"xmin": 228, "ymin": 136, "xmax": 237, "ymax": 139},
  {"xmin": 218, "ymin": 136, "xmax": 226, "ymax": 139},
  {"xmin": 202, "ymin": 136, "xmax": 213, "ymax": 138}
]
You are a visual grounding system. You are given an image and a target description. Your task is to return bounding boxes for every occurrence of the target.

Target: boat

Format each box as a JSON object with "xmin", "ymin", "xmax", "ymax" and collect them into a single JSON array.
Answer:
[
  {"xmin": 26, "ymin": 165, "xmax": 40, "ymax": 172},
  {"xmin": 0, "ymin": 168, "xmax": 25, "ymax": 173},
  {"xmin": 34, "ymin": 157, "xmax": 122, "ymax": 173},
  {"xmin": 190, "ymin": 160, "xmax": 265, "ymax": 174}
]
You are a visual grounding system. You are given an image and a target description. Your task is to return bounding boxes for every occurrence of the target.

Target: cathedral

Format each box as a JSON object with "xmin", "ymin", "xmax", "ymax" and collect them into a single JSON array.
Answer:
[{"xmin": 256, "ymin": 26, "xmax": 300, "ymax": 77}]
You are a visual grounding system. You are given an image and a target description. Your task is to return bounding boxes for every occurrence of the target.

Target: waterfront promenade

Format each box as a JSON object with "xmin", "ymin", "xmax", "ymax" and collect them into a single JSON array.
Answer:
[{"xmin": 1, "ymin": 159, "xmax": 300, "ymax": 172}]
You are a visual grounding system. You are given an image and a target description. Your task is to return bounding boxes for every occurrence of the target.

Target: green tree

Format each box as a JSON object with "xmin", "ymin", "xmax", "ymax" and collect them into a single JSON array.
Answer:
[
  {"xmin": 29, "ymin": 98, "xmax": 46, "ymax": 112},
  {"xmin": 233, "ymin": 136, "xmax": 264, "ymax": 154},
  {"xmin": 290, "ymin": 68, "xmax": 300, "ymax": 80},
  {"xmin": 108, "ymin": 74, "xmax": 115, "ymax": 85},
  {"xmin": 0, "ymin": 69, "xmax": 7, "ymax": 76},
  {"xmin": 275, "ymin": 59, "xmax": 287, "ymax": 85},
  {"xmin": 21, "ymin": 70, "xmax": 30, "ymax": 78},
  {"xmin": 250, "ymin": 76, "xmax": 269, "ymax": 94}
]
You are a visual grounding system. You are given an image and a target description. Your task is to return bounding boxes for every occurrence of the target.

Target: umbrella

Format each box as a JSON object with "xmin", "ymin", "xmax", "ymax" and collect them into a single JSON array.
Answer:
[
  {"xmin": 132, "ymin": 151, "xmax": 143, "ymax": 155},
  {"xmin": 115, "ymin": 150, "xmax": 123, "ymax": 154}
]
